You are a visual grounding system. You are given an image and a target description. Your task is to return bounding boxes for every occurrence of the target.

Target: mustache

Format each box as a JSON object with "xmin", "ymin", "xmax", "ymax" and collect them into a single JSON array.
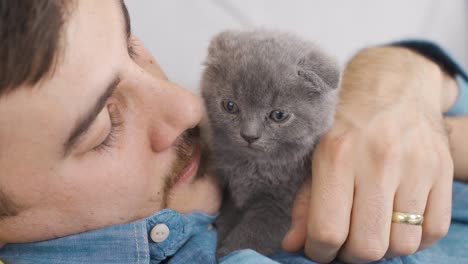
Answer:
[
  {"xmin": 175, "ymin": 128, "xmax": 199, "ymax": 161},
  {"xmin": 161, "ymin": 127, "xmax": 202, "ymax": 207}
]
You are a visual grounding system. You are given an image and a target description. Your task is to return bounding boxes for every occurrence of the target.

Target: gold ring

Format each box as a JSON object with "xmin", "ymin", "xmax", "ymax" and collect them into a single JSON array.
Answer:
[{"xmin": 392, "ymin": 211, "xmax": 424, "ymax": 225}]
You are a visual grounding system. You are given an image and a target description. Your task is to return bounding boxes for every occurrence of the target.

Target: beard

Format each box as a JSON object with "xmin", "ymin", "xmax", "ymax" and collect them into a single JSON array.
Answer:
[{"xmin": 161, "ymin": 127, "xmax": 208, "ymax": 207}]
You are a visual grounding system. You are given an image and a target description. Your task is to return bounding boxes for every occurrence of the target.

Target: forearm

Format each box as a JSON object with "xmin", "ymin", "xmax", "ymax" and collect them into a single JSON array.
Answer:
[{"xmin": 337, "ymin": 46, "xmax": 446, "ymax": 129}]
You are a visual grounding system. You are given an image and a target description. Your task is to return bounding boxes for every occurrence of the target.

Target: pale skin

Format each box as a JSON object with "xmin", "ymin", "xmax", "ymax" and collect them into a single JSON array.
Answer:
[
  {"xmin": 0, "ymin": 0, "xmax": 221, "ymax": 244},
  {"xmin": 283, "ymin": 47, "xmax": 468, "ymax": 263},
  {"xmin": 0, "ymin": 1, "xmax": 467, "ymax": 263}
]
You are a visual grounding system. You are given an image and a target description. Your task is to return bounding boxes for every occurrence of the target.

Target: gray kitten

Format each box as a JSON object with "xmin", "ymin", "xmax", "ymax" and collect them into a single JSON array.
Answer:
[{"xmin": 200, "ymin": 29, "xmax": 340, "ymax": 258}]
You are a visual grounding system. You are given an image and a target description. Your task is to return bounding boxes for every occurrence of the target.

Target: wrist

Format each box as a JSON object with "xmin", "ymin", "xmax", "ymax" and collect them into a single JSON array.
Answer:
[{"xmin": 337, "ymin": 46, "xmax": 446, "ymax": 126}]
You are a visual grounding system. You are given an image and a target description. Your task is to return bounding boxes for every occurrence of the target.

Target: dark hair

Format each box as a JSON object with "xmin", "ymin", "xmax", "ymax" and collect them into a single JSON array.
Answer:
[
  {"xmin": 0, "ymin": 0, "xmax": 72, "ymax": 219},
  {"xmin": 0, "ymin": 0, "xmax": 71, "ymax": 94}
]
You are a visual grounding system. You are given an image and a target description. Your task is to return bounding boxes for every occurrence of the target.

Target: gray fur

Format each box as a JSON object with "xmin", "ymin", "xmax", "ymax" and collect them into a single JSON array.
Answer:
[{"xmin": 200, "ymin": 29, "xmax": 340, "ymax": 258}]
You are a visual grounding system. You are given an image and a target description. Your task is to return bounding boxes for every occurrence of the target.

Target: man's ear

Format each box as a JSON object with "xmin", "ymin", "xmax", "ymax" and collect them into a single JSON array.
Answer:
[{"xmin": 296, "ymin": 50, "xmax": 341, "ymax": 93}]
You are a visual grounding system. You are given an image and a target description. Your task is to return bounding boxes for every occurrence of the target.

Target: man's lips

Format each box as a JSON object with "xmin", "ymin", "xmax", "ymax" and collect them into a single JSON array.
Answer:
[{"xmin": 174, "ymin": 143, "xmax": 201, "ymax": 187}]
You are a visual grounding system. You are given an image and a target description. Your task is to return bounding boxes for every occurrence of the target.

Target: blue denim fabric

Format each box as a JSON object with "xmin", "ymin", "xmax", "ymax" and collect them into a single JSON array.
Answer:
[
  {"xmin": 1, "ymin": 181, "xmax": 468, "ymax": 264},
  {"xmin": 0, "ymin": 209, "xmax": 218, "ymax": 264}
]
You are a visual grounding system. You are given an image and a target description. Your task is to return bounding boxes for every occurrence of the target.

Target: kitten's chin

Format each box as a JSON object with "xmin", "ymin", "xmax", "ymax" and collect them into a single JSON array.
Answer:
[
  {"xmin": 244, "ymin": 144, "xmax": 265, "ymax": 153},
  {"xmin": 241, "ymin": 145, "xmax": 272, "ymax": 159}
]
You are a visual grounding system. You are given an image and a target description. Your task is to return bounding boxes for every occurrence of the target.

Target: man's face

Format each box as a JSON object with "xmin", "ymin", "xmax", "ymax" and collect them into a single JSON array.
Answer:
[{"xmin": 0, "ymin": 0, "xmax": 221, "ymax": 244}]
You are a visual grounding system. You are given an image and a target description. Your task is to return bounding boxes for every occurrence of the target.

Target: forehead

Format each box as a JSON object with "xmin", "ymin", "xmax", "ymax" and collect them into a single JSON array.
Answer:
[
  {"xmin": 51, "ymin": 0, "xmax": 127, "ymax": 102},
  {"xmin": 45, "ymin": 0, "xmax": 127, "ymax": 123},
  {"xmin": 63, "ymin": 0, "xmax": 126, "ymax": 79},
  {"xmin": 221, "ymin": 59, "xmax": 299, "ymax": 106}
]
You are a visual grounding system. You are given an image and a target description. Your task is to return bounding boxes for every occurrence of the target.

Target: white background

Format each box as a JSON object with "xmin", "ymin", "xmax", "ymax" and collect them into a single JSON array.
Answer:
[{"xmin": 126, "ymin": 1, "xmax": 468, "ymax": 92}]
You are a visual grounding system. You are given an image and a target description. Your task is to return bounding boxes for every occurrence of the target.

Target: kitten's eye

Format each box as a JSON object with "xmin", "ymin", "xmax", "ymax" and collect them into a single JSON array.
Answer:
[
  {"xmin": 221, "ymin": 100, "xmax": 239, "ymax": 114},
  {"xmin": 270, "ymin": 110, "xmax": 289, "ymax": 122}
]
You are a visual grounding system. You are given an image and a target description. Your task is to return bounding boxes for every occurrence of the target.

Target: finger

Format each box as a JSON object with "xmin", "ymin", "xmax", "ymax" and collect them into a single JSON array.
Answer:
[
  {"xmin": 282, "ymin": 178, "xmax": 311, "ymax": 252},
  {"xmin": 419, "ymin": 142, "xmax": 453, "ymax": 250},
  {"xmin": 339, "ymin": 150, "xmax": 399, "ymax": 264},
  {"xmin": 304, "ymin": 134, "xmax": 354, "ymax": 263},
  {"xmin": 386, "ymin": 180, "xmax": 429, "ymax": 258},
  {"xmin": 386, "ymin": 144, "xmax": 439, "ymax": 257}
]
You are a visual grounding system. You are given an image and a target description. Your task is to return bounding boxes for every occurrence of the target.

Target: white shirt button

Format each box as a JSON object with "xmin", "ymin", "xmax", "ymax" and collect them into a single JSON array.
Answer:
[{"xmin": 150, "ymin": 223, "xmax": 170, "ymax": 243}]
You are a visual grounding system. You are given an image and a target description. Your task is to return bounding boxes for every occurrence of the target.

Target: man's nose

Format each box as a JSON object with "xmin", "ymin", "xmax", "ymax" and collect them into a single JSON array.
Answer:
[{"xmin": 142, "ymin": 76, "xmax": 203, "ymax": 152}]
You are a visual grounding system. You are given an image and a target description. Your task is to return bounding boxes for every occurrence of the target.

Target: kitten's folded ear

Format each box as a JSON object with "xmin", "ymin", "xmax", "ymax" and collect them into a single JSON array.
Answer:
[
  {"xmin": 203, "ymin": 30, "xmax": 240, "ymax": 79},
  {"xmin": 296, "ymin": 49, "xmax": 341, "ymax": 93},
  {"xmin": 206, "ymin": 30, "xmax": 239, "ymax": 65}
]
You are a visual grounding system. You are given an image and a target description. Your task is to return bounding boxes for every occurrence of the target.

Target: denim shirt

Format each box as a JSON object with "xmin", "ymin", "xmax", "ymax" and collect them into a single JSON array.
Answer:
[
  {"xmin": 1, "ymin": 40, "xmax": 467, "ymax": 264},
  {"xmin": 1, "ymin": 181, "xmax": 468, "ymax": 264}
]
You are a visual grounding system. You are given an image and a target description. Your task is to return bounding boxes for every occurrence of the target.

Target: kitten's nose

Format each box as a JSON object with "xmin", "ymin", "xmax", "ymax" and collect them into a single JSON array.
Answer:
[{"xmin": 241, "ymin": 133, "xmax": 260, "ymax": 144}]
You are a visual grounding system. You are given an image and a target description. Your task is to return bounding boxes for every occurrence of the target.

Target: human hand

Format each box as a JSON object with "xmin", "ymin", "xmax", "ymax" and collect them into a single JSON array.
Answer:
[{"xmin": 282, "ymin": 47, "xmax": 454, "ymax": 263}]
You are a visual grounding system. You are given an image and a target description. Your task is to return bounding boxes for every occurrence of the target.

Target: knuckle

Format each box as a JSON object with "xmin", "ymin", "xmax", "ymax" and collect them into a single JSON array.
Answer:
[
  {"xmin": 351, "ymin": 245, "xmax": 387, "ymax": 262},
  {"xmin": 310, "ymin": 228, "xmax": 347, "ymax": 249},
  {"xmin": 370, "ymin": 138, "xmax": 397, "ymax": 166},
  {"xmin": 320, "ymin": 132, "xmax": 351, "ymax": 167},
  {"xmin": 422, "ymin": 151, "xmax": 440, "ymax": 171},
  {"xmin": 322, "ymin": 132, "xmax": 350, "ymax": 155},
  {"xmin": 408, "ymin": 148, "xmax": 427, "ymax": 165},
  {"xmin": 445, "ymin": 159, "xmax": 455, "ymax": 176},
  {"xmin": 432, "ymin": 156, "xmax": 444, "ymax": 175},
  {"xmin": 304, "ymin": 241, "xmax": 335, "ymax": 264},
  {"xmin": 408, "ymin": 141, "xmax": 451, "ymax": 176},
  {"xmin": 437, "ymin": 146, "xmax": 454, "ymax": 176},
  {"xmin": 391, "ymin": 244, "xmax": 419, "ymax": 256},
  {"xmin": 390, "ymin": 238, "xmax": 420, "ymax": 256},
  {"xmin": 425, "ymin": 223, "xmax": 450, "ymax": 241},
  {"xmin": 346, "ymin": 237, "xmax": 389, "ymax": 262}
]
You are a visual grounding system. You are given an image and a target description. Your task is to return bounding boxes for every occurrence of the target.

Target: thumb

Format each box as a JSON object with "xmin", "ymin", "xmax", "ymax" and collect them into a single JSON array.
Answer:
[{"xmin": 282, "ymin": 178, "xmax": 311, "ymax": 252}]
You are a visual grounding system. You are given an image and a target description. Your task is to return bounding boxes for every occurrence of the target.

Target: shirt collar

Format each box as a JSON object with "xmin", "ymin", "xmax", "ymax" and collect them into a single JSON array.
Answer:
[{"xmin": 0, "ymin": 209, "xmax": 217, "ymax": 264}]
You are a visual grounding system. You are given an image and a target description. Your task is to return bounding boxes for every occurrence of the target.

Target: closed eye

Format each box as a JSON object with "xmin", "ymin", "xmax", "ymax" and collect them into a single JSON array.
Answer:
[{"xmin": 93, "ymin": 103, "xmax": 124, "ymax": 153}]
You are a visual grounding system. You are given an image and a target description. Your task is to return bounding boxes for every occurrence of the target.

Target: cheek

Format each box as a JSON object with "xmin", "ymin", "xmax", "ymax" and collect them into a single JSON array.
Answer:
[
  {"xmin": 261, "ymin": 127, "xmax": 276, "ymax": 141},
  {"xmin": 264, "ymin": 124, "xmax": 298, "ymax": 147},
  {"xmin": 211, "ymin": 115, "xmax": 241, "ymax": 138},
  {"xmin": 56, "ymin": 135, "xmax": 176, "ymax": 220}
]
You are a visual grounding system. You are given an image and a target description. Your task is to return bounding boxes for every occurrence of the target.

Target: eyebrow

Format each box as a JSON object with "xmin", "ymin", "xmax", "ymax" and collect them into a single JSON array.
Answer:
[
  {"xmin": 63, "ymin": 76, "xmax": 121, "ymax": 155},
  {"xmin": 63, "ymin": 1, "xmax": 131, "ymax": 156}
]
